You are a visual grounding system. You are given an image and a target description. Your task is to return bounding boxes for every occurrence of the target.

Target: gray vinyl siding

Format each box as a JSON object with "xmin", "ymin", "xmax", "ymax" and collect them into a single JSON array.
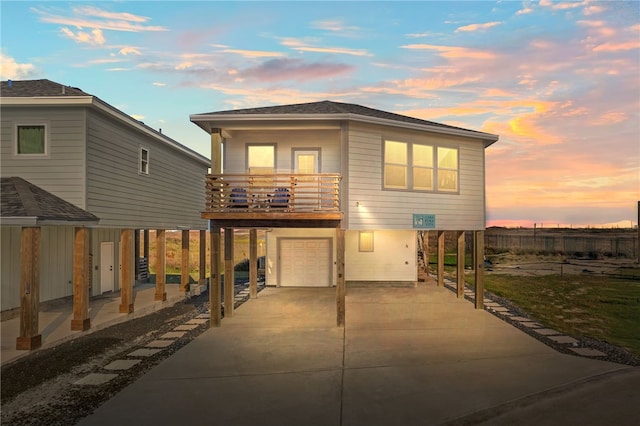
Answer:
[
  {"xmin": 0, "ymin": 227, "xmax": 21, "ymax": 311},
  {"xmin": 223, "ymin": 129, "xmax": 341, "ymax": 173},
  {"xmin": 0, "ymin": 226, "xmax": 75, "ymax": 311},
  {"xmin": 347, "ymin": 123, "xmax": 487, "ymax": 231},
  {"xmin": 0, "ymin": 107, "xmax": 87, "ymax": 208},
  {"xmin": 86, "ymin": 110, "xmax": 208, "ymax": 229}
]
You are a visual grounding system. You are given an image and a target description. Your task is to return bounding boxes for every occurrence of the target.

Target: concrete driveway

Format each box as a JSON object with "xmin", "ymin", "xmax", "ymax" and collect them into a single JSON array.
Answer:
[{"xmin": 77, "ymin": 283, "xmax": 636, "ymax": 426}]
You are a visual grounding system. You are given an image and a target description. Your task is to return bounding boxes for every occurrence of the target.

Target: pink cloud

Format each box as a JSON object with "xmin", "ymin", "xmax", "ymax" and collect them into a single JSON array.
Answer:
[
  {"xmin": 238, "ymin": 58, "xmax": 354, "ymax": 83},
  {"xmin": 401, "ymin": 44, "xmax": 496, "ymax": 59},
  {"xmin": 455, "ymin": 21, "xmax": 502, "ymax": 32}
]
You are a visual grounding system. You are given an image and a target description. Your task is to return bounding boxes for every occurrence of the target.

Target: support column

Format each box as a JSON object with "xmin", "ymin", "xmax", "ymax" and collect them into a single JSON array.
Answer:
[
  {"xmin": 336, "ymin": 227, "xmax": 346, "ymax": 327},
  {"xmin": 210, "ymin": 224, "xmax": 222, "ymax": 326},
  {"xmin": 155, "ymin": 229, "xmax": 167, "ymax": 301},
  {"xmin": 119, "ymin": 228, "xmax": 134, "ymax": 313},
  {"xmin": 422, "ymin": 231, "xmax": 430, "ymax": 274},
  {"xmin": 224, "ymin": 228, "xmax": 234, "ymax": 317},
  {"xmin": 16, "ymin": 227, "xmax": 42, "ymax": 350},
  {"xmin": 143, "ymin": 230, "xmax": 150, "ymax": 261},
  {"xmin": 474, "ymin": 230, "xmax": 485, "ymax": 309},
  {"xmin": 134, "ymin": 229, "xmax": 140, "ymax": 279},
  {"xmin": 437, "ymin": 230, "xmax": 445, "ymax": 287},
  {"xmin": 181, "ymin": 230, "xmax": 190, "ymax": 293},
  {"xmin": 71, "ymin": 227, "xmax": 91, "ymax": 331},
  {"xmin": 199, "ymin": 230, "xmax": 206, "ymax": 289},
  {"xmin": 456, "ymin": 231, "xmax": 465, "ymax": 298},
  {"xmin": 249, "ymin": 229, "xmax": 258, "ymax": 299},
  {"xmin": 211, "ymin": 130, "xmax": 223, "ymax": 174}
]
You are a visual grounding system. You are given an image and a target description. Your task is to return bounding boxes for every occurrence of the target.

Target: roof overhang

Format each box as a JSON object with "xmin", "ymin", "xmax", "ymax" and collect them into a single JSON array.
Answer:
[
  {"xmin": 2, "ymin": 96, "xmax": 211, "ymax": 166},
  {"xmin": 1, "ymin": 217, "xmax": 100, "ymax": 226},
  {"xmin": 190, "ymin": 112, "xmax": 499, "ymax": 147}
]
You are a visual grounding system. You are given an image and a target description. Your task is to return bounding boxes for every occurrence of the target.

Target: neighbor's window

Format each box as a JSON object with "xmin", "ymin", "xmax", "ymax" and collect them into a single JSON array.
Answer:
[
  {"xmin": 359, "ymin": 231, "xmax": 374, "ymax": 252},
  {"xmin": 16, "ymin": 125, "xmax": 47, "ymax": 155},
  {"xmin": 247, "ymin": 144, "xmax": 275, "ymax": 174},
  {"xmin": 384, "ymin": 140, "xmax": 407, "ymax": 188},
  {"xmin": 384, "ymin": 140, "xmax": 458, "ymax": 193},
  {"xmin": 139, "ymin": 147, "xmax": 149, "ymax": 174}
]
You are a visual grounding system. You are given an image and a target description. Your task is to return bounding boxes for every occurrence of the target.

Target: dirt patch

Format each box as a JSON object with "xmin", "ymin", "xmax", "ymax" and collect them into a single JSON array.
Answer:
[{"xmin": 484, "ymin": 254, "xmax": 639, "ymax": 277}]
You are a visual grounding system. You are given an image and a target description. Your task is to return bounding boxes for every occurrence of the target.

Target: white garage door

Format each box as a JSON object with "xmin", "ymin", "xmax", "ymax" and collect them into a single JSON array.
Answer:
[{"xmin": 279, "ymin": 238, "xmax": 331, "ymax": 287}]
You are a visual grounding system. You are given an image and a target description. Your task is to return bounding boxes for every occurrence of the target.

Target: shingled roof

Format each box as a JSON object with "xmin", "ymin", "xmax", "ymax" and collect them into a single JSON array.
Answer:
[
  {"xmin": 1, "ymin": 177, "xmax": 99, "ymax": 226},
  {"xmin": 0, "ymin": 79, "xmax": 90, "ymax": 97},
  {"xmin": 191, "ymin": 100, "xmax": 497, "ymax": 139}
]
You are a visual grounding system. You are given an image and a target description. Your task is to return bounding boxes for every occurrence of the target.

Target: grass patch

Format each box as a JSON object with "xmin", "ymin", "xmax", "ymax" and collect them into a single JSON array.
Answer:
[{"xmin": 467, "ymin": 273, "xmax": 640, "ymax": 357}]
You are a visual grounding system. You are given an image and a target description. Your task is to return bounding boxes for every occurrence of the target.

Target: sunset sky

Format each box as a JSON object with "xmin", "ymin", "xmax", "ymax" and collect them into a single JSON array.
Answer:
[{"xmin": 2, "ymin": 1, "xmax": 638, "ymax": 228}]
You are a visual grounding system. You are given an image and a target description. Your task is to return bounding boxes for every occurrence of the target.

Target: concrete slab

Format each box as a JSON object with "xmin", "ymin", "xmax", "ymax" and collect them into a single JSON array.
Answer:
[
  {"xmin": 185, "ymin": 319, "xmax": 208, "ymax": 325},
  {"xmin": 511, "ymin": 316, "xmax": 533, "ymax": 322},
  {"xmin": 548, "ymin": 335, "xmax": 579, "ymax": 345},
  {"xmin": 160, "ymin": 331, "xmax": 187, "ymax": 339},
  {"xmin": 570, "ymin": 348, "xmax": 607, "ymax": 357},
  {"xmin": 76, "ymin": 286, "xmax": 626, "ymax": 426},
  {"xmin": 535, "ymin": 328, "xmax": 562, "ymax": 336},
  {"xmin": 128, "ymin": 348, "xmax": 162, "ymax": 357},
  {"xmin": 520, "ymin": 322, "xmax": 543, "ymax": 328},
  {"xmin": 74, "ymin": 373, "xmax": 118, "ymax": 386},
  {"xmin": 490, "ymin": 307, "xmax": 510, "ymax": 312},
  {"xmin": 103, "ymin": 359, "xmax": 142, "ymax": 371},
  {"xmin": 173, "ymin": 324, "xmax": 199, "ymax": 331}
]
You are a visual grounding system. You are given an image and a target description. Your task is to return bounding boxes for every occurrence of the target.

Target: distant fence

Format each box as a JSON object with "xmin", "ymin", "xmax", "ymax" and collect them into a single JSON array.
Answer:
[{"xmin": 484, "ymin": 234, "xmax": 638, "ymax": 258}]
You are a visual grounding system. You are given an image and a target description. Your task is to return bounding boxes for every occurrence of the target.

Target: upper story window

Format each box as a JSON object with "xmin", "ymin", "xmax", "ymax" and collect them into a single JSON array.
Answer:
[
  {"xmin": 139, "ymin": 147, "xmax": 149, "ymax": 175},
  {"xmin": 247, "ymin": 144, "xmax": 275, "ymax": 174},
  {"xmin": 384, "ymin": 140, "xmax": 458, "ymax": 193},
  {"xmin": 15, "ymin": 124, "xmax": 48, "ymax": 156}
]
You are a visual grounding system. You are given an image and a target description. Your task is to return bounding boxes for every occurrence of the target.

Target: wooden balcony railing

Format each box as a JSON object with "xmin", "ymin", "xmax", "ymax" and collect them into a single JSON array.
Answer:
[{"xmin": 205, "ymin": 173, "xmax": 342, "ymax": 213}]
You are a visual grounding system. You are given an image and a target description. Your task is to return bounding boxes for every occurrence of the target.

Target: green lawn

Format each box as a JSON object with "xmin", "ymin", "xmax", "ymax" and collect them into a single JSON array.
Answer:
[{"xmin": 465, "ymin": 272, "xmax": 640, "ymax": 357}]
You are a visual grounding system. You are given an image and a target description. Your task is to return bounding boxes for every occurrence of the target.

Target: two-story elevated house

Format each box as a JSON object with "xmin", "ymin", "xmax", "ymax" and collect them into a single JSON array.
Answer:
[
  {"xmin": 190, "ymin": 101, "xmax": 499, "ymax": 325},
  {"xmin": 1, "ymin": 79, "xmax": 210, "ymax": 350}
]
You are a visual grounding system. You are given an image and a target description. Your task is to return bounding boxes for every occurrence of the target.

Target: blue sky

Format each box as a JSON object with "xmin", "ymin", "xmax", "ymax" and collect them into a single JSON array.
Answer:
[{"xmin": 2, "ymin": 1, "xmax": 639, "ymax": 227}]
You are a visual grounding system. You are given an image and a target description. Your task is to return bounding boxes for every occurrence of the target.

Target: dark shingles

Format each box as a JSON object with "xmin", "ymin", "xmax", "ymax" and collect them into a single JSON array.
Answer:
[
  {"xmin": 1, "ymin": 177, "xmax": 99, "ymax": 223},
  {"xmin": 192, "ymin": 100, "xmax": 480, "ymax": 133},
  {"xmin": 0, "ymin": 79, "xmax": 90, "ymax": 97}
]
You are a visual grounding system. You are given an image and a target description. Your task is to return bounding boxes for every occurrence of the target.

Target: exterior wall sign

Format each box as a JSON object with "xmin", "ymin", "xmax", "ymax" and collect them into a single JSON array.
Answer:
[{"xmin": 413, "ymin": 213, "xmax": 436, "ymax": 229}]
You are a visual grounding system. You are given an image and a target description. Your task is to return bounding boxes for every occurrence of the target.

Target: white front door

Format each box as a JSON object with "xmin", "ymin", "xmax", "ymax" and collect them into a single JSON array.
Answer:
[
  {"xmin": 100, "ymin": 242, "xmax": 114, "ymax": 293},
  {"xmin": 279, "ymin": 238, "xmax": 331, "ymax": 287}
]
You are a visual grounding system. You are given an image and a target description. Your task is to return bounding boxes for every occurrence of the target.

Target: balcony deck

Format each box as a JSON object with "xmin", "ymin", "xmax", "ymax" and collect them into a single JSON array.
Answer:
[{"xmin": 201, "ymin": 173, "xmax": 343, "ymax": 228}]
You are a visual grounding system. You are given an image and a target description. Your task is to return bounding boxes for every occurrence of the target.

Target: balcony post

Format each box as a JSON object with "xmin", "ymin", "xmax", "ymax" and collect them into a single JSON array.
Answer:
[
  {"xmin": 224, "ymin": 228, "xmax": 234, "ymax": 317},
  {"xmin": 211, "ymin": 130, "xmax": 222, "ymax": 174},
  {"xmin": 437, "ymin": 230, "xmax": 445, "ymax": 287},
  {"xmin": 336, "ymin": 227, "xmax": 345, "ymax": 327},
  {"xmin": 210, "ymin": 224, "xmax": 222, "ymax": 327},
  {"xmin": 249, "ymin": 229, "xmax": 258, "ymax": 298}
]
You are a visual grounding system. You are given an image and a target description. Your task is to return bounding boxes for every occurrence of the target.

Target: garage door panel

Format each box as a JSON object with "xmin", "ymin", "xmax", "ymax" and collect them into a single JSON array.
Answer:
[{"xmin": 280, "ymin": 238, "xmax": 331, "ymax": 287}]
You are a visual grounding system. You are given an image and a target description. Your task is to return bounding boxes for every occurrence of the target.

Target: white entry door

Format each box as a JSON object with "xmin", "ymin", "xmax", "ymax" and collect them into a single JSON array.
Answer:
[
  {"xmin": 100, "ymin": 242, "xmax": 115, "ymax": 293},
  {"xmin": 279, "ymin": 238, "xmax": 331, "ymax": 287}
]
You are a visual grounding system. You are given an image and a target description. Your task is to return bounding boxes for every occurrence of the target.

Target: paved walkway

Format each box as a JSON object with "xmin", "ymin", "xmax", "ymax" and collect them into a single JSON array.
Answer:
[
  {"xmin": 73, "ymin": 282, "xmax": 638, "ymax": 426},
  {"xmin": 1, "ymin": 283, "xmax": 193, "ymax": 366}
]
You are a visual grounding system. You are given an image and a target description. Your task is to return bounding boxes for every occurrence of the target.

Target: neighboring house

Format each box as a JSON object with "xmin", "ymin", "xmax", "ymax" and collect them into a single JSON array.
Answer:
[
  {"xmin": 1, "ymin": 79, "xmax": 210, "ymax": 349},
  {"xmin": 190, "ymin": 100, "xmax": 499, "ymax": 325}
]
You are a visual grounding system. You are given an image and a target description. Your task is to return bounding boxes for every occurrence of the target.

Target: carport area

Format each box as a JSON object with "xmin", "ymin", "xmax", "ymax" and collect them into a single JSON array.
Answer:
[{"xmin": 77, "ymin": 281, "xmax": 634, "ymax": 426}]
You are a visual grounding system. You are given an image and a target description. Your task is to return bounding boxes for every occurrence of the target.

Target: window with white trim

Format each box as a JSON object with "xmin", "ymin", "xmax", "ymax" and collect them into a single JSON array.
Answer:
[
  {"xmin": 384, "ymin": 140, "xmax": 458, "ymax": 193},
  {"xmin": 15, "ymin": 124, "xmax": 47, "ymax": 155},
  {"xmin": 139, "ymin": 147, "xmax": 149, "ymax": 174}
]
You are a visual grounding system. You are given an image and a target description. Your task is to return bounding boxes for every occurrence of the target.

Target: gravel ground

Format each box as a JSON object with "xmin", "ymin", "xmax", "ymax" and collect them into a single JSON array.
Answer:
[{"xmin": 0, "ymin": 283, "xmax": 263, "ymax": 426}]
